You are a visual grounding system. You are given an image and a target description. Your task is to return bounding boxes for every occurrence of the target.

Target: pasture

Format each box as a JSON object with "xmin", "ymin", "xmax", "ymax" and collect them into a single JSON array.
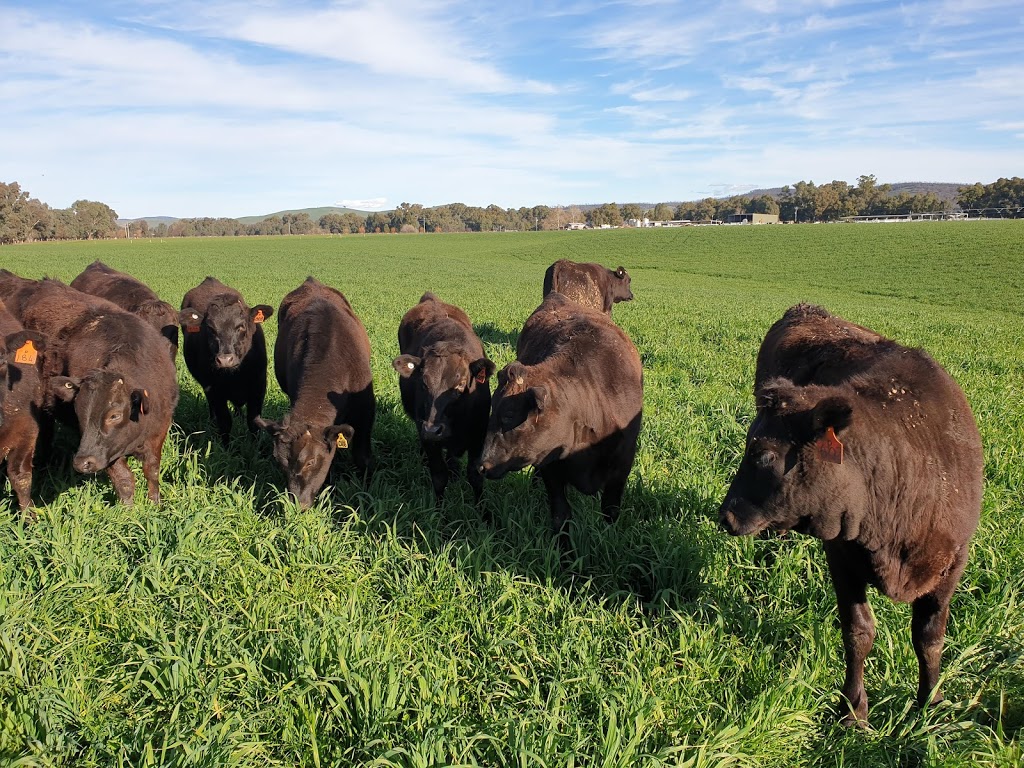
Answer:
[{"xmin": 1, "ymin": 222, "xmax": 1022, "ymax": 767}]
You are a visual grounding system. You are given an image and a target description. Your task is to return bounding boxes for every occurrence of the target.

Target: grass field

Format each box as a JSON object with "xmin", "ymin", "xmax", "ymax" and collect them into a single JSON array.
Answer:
[{"xmin": 0, "ymin": 222, "xmax": 1022, "ymax": 767}]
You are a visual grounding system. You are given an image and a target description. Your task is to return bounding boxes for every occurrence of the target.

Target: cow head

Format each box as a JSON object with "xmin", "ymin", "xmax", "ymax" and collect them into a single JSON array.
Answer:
[
  {"xmin": 254, "ymin": 415, "xmax": 354, "ymax": 508},
  {"xmin": 179, "ymin": 300, "xmax": 272, "ymax": 370},
  {"xmin": 610, "ymin": 266, "xmax": 634, "ymax": 304},
  {"xmin": 51, "ymin": 371, "xmax": 150, "ymax": 474},
  {"xmin": 719, "ymin": 378, "xmax": 855, "ymax": 539},
  {"xmin": 478, "ymin": 362, "xmax": 564, "ymax": 479},
  {"xmin": 138, "ymin": 298, "xmax": 180, "ymax": 353},
  {"xmin": 393, "ymin": 343, "xmax": 494, "ymax": 442}
]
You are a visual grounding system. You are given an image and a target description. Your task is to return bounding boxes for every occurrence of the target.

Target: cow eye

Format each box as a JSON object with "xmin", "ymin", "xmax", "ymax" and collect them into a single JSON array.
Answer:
[
  {"xmin": 304, "ymin": 458, "xmax": 317, "ymax": 471},
  {"xmin": 755, "ymin": 450, "xmax": 777, "ymax": 468},
  {"xmin": 236, "ymin": 324, "xmax": 246, "ymax": 333},
  {"xmin": 107, "ymin": 411, "xmax": 122, "ymax": 424}
]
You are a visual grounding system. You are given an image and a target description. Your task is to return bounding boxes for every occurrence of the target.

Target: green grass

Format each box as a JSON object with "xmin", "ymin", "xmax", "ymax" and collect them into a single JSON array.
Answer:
[{"xmin": 1, "ymin": 222, "xmax": 1022, "ymax": 767}]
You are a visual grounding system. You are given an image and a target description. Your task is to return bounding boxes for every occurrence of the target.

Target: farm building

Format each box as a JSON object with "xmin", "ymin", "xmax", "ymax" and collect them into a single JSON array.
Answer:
[{"xmin": 726, "ymin": 213, "xmax": 780, "ymax": 224}]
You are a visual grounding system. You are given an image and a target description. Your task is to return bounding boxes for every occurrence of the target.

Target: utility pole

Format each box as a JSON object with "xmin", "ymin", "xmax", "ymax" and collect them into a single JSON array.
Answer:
[{"xmin": 794, "ymin": 206, "xmax": 799, "ymax": 224}]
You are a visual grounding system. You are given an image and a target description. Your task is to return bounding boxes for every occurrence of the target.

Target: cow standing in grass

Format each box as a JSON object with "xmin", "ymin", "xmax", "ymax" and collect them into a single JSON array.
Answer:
[
  {"xmin": 479, "ymin": 292, "xmax": 642, "ymax": 545},
  {"xmin": 0, "ymin": 299, "xmax": 47, "ymax": 514},
  {"xmin": 255, "ymin": 277, "xmax": 374, "ymax": 507},
  {"xmin": 393, "ymin": 292, "xmax": 494, "ymax": 502},
  {"xmin": 71, "ymin": 260, "xmax": 180, "ymax": 358},
  {"xmin": 542, "ymin": 259, "xmax": 634, "ymax": 315},
  {"xmin": 719, "ymin": 304, "xmax": 983, "ymax": 725},
  {"xmin": 0, "ymin": 276, "xmax": 178, "ymax": 505},
  {"xmin": 179, "ymin": 277, "xmax": 274, "ymax": 445}
]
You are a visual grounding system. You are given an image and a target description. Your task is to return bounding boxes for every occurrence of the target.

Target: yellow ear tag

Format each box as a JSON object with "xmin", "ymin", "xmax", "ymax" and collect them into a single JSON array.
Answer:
[
  {"xmin": 336, "ymin": 433, "xmax": 349, "ymax": 449},
  {"xmin": 14, "ymin": 340, "xmax": 38, "ymax": 365},
  {"xmin": 254, "ymin": 309, "xmax": 265, "ymax": 324}
]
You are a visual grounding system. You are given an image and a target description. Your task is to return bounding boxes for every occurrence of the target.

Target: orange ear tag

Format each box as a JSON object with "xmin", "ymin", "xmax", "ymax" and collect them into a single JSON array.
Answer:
[
  {"xmin": 336, "ymin": 433, "xmax": 349, "ymax": 449},
  {"xmin": 254, "ymin": 309, "xmax": 265, "ymax": 324},
  {"xmin": 815, "ymin": 426, "xmax": 844, "ymax": 465},
  {"xmin": 186, "ymin": 325, "xmax": 200, "ymax": 333},
  {"xmin": 14, "ymin": 340, "xmax": 38, "ymax": 365},
  {"xmin": 475, "ymin": 369, "xmax": 487, "ymax": 384}
]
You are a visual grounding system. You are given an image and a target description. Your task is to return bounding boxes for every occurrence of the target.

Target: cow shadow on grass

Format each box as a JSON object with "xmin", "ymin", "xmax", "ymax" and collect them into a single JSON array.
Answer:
[{"xmin": 473, "ymin": 323, "xmax": 519, "ymax": 350}]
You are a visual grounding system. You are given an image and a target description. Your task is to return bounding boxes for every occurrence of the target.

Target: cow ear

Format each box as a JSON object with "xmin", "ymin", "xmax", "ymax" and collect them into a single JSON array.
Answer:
[
  {"xmin": 253, "ymin": 415, "xmax": 284, "ymax": 437},
  {"xmin": 6, "ymin": 330, "xmax": 46, "ymax": 363},
  {"xmin": 500, "ymin": 362, "xmax": 528, "ymax": 392},
  {"xmin": 324, "ymin": 424, "xmax": 355, "ymax": 449},
  {"xmin": 130, "ymin": 389, "xmax": 149, "ymax": 421},
  {"xmin": 810, "ymin": 395, "xmax": 853, "ymax": 436},
  {"xmin": 52, "ymin": 376, "xmax": 80, "ymax": 402},
  {"xmin": 469, "ymin": 357, "xmax": 495, "ymax": 384},
  {"xmin": 755, "ymin": 379, "xmax": 801, "ymax": 412},
  {"xmin": 528, "ymin": 385, "xmax": 550, "ymax": 412},
  {"xmin": 179, "ymin": 308, "xmax": 203, "ymax": 329},
  {"xmin": 393, "ymin": 355, "xmax": 421, "ymax": 378},
  {"xmin": 250, "ymin": 305, "xmax": 274, "ymax": 324}
]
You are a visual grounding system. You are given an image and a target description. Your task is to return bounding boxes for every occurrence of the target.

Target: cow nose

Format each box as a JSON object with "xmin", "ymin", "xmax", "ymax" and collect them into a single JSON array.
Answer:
[
  {"xmin": 478, "ymin": 461, "xmax": 491, "ymax": 475},
  {"xmin": 74, "ymin": 455, "xmax": 99, "ymax": 473},
  {"xmin": 422, "ymin": 423, "xmax": 444, "ymax": 440},
  {"xmin": 215, "ymin": 353, "xmax": 238, "ymax": 369}
]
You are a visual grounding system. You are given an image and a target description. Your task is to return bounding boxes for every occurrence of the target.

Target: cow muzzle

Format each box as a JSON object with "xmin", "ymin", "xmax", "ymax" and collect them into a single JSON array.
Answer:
[
  {"xmin": 215, "ymin": 353, "xmax": 240, "ymax": 369},
  {"xmin": 74, "ymin": 454, "xmax": 102, "ymax": 474}
]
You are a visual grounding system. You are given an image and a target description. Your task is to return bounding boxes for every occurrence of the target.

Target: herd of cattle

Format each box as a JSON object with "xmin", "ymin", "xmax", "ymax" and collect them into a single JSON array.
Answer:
[{"xmin": 0, "ymin": 257, "xmax": 983, "ymax": 724}]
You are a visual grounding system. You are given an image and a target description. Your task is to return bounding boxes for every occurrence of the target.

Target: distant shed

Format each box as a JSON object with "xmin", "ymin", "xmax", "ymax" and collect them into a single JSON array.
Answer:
[{"xmin": 726, "ymin": 213, "xmax": 779, "ymax": 224}]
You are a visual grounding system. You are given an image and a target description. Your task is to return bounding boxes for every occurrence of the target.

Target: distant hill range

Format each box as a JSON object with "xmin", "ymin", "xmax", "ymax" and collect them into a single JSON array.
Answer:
[
  {"xmin": 119, "ymin": 206, "xmax": 372, "ymax": 227},
  {"xmin": 120, "ymin": 183, "xmax": 969, "ymax": 225}
]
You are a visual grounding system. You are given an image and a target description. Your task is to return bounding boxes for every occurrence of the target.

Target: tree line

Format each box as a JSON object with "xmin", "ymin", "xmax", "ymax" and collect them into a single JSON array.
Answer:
[{"xmin": 3, "ymin": 176, "xmax": 1022, "ymax": 244}]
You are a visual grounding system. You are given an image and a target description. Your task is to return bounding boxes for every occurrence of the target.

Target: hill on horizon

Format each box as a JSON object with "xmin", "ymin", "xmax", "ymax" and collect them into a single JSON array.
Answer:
[{"xmin": 119, "ymin": 181, "xmax": 970, "ymax": 226}]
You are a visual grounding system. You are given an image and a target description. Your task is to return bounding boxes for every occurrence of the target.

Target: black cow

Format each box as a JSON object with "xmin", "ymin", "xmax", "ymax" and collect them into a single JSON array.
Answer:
[
  {"xmin": 542, "ymin": 259, "xmax": 634, "ymax": 315},
  {"xmin": 719, "ymin": 304, "xmax": 984, "ymax": 725},
  {"xmin": 479, "ymin": 292, "xmax": 643, "ymax": 544},
  {"xmin": 393, "ymin": 292, "xmax": 494, "ymax": 501},
  {"xmin": 6, "ymin": 277, "xmax": 178, "ymax": 505},
  {"xmin": 254, "ymin": 277, "xmax": 374, "ymax": 507},
  {"xmin": 0, "ymin": 300, "xmax": 47, "ymax": 514},
  {"xmin": 179, "ymin": 277, "xmax": 274, "ymax": 444},
  {"xmin": 71, "ymin": 260, "xmax": 179, "ymax": 357}
]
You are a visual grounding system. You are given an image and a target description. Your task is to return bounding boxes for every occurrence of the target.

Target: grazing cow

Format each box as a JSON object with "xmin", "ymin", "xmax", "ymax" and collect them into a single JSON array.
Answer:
[
  {"xmin": 393, "ymin": 292, "xmax": 494, "ymax": 501},
  {"xmin": 179, "ymin": 277, "xmax": 274, "ymax": 444},
  {"xmin": 3, "ymin": 277, "xmax": 178, "ymax": 505},
  {"xmin": 719, "ymin": 304, "xmax": 983, "ymax": 724},
  {"xmin": 479, "ymin": 292, "xmax": 643, "ymax": 543},
  {"xmin": 71, "ymin": 260, "xmax": 179, "ymax": 357},
  {"xmin": 254, "ymin": 277, "xmax": 374, "ymax": 507},
  {"xmin": 542, "ymin": 259, "xmax": 634, "ymax": 315},
  {"xmin": 0, "ymin": 300, "xmax": 47, "ymax": 513}
]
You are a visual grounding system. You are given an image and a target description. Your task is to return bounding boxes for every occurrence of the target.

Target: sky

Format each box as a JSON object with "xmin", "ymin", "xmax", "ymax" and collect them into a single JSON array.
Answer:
[{"xmin": 2, "ymin": 0, "xmax": 1022, "ymax": 219}]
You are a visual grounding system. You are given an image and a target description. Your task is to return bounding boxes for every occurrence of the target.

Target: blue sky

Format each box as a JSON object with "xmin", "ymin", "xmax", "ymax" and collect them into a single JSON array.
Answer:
[{"xmin": 2, "ymin": 0, "xmax": 1022, "ymax": 218}]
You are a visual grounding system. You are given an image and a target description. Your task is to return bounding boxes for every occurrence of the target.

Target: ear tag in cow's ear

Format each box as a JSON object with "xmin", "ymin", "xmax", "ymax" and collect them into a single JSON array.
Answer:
[
  {"xmin": 336, "ymin": 433, "xmax": 349, "ymax": 449},
  {"xmin": 254, "ymin": 309, "xmax": 265, "ymax": 324},
  {"xmin": 406, "ymin": 362, "xmax": 415, "ymax": 371},
  {"xmin": 141, "ymin": 389, "xmax": 149, "ymax": 416},
  {"xmin": 475, "ymin": 369, "xmax": 487, "ymax": 384},
  {"xmin": 815, "ymin": 426, "xmax": 844, "ymax": 465},
  {"xmin": 14, "ymin": 340, "xmax": 38, "ymax": 365},
  {"xmin": 186, "ymin": 312, "xmax": 201, "ymax": 333}
]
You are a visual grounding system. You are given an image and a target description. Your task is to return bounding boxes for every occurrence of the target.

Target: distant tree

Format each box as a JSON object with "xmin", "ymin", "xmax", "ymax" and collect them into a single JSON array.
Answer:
[
  {"xmin": 620, "ymin": 203, "xmax": 644, "ymax": 223},
  {"xmin": 0, "ymin": 181, "xmax": 36, "ymax": 243},
  {"xmin": 647, "ymin": 203, "xmax": 674, "ymax": 221},
  {"xmin": 750, "ymin": 195, "xmax": 779, "ymax": 215},
  {"xmin": 588, "ymin": 203, "xmax": 623, "ymax": 228},
  {"xmin": 71, "ymin": 199, "xmax": 118, "ymax": 239}
]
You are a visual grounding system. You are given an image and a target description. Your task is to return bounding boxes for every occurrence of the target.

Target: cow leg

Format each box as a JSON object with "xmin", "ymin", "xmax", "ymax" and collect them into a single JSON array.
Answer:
[
  {"xmin": 207, "ymin": 392, "xmax": 232, "ymax": 445},
  {"xmin": 352, "ymin": 426, "xmax": 374, "ymax": 480},
  {"xmin": 7, "ymin": 440, "xmax": 36, "ymax": 514},
  {"xmin": 825, "ymin": 544, "xmax": 875, "ymax": 725},
  {"xmin": 912, "ymin": 548, "xmax": 968, "ymax": 709},
  {"xmin": 540, "ymin": 469, "xmax": 572, "ymax": 549},
  {"xmin": 35, "ymin": 411, "xmax": 55, "ymax": 467},
  {"xmin": 600, "ymin": 465, "xmax": 629, "ymax": 524},
  {"xmin": 245, "ymin": 386, "xmax": 265, "ymax": 437},
  {"xmin": 424, "ymin": 441, "xmax": 449, "ymax": 502},
  {"xmin": 140, "ymin": 433, "xmax": 167, "ymax": 505},
  {"xmin": 105, "ymin": 457, "xmax": 137, "ymax": 506}
]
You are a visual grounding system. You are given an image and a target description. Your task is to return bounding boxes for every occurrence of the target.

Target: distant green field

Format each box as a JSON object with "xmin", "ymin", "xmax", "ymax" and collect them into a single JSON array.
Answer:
[{"xmin": 1, "ymin": 223, "xmax": 1022, "ymax": 767}]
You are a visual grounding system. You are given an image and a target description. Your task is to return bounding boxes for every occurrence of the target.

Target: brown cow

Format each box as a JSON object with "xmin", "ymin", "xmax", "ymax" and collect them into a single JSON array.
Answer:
[
  {"xmin": 479, "ymin": 292, "xmax": 643, "ymax": 545},
  {"xmin": 719, "ymin": 304, "xmax": 983, "ymax": 724},
  {"xmin": 179, "ymin": 277, "xmax": 274, "ymax": 444},
  {"xmin": 254, "ymin": 277, "xmax": 374, "ymax": 508},
  {"xmin": 71, "ymin": 260, "xmax": 179, "ymax": 357},
  {"xmin": 0, "ymin": 300, "xmax": 47, "ymax": 513},
  {"xmin": 542, "ymin": 259, "xmax": 633, "ymax": 315},
  {"xmin": 2, "ymin": 277, "xmax": 178, "ymax": 505},
  {"xmin": 393, "ymin": 292, "xmax": 494, "ymax": 501}
]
